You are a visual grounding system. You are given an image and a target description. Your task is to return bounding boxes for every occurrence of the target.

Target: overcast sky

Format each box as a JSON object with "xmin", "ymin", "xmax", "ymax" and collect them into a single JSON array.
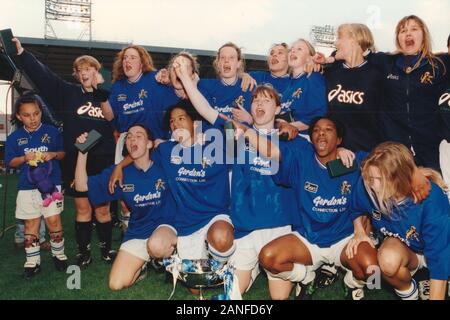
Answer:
[{"xmin": 1, "ymin": 0, "xmax": 449, "ymax": 55}]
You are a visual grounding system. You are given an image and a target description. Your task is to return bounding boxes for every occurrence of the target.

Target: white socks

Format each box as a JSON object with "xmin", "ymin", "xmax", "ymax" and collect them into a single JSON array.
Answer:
[
  {"xmin": 395, "ymin": 279, "xmax": 419, "ymax": 300},
  {"xmin": 344, "ymin": 270, "xmax": 366, "ymax": 289},
  {"xmin": 208, "ymin": 241, "xmax": 236, "ymax": 263},
  {"xmin": 267, "ymin": 263, "xmax": 315, "ymax": 285}
]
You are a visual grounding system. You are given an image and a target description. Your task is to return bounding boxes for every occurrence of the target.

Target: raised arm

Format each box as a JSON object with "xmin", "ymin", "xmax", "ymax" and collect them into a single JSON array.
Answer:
[
  {"xmin": 99, "ymin": 100, "xmax": 115, "ymax": 122},
  {"xmin": 74, "ymin": 133, "xmax": 90, "ymax": 192},
  {"xmin": 221, "ymin": 114, "xmax": 281, "ymax": 161},
  {"xmin": 91, "ymin": 74, "xmax": 115, "ymax": 121},
  {"xmin": 173, "ymin": 57, "xmax": 219, "ymax": 124},
  {"xmin": 12, "ymin": 38, "xmax": 69, "ymax": 109}
]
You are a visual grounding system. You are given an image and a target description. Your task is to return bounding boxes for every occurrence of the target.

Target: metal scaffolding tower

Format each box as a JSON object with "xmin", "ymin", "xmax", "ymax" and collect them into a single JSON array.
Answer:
[
  {"xmin": 310, "ymin": 25, "xmax": 336, "ymax": 49},
  {"xmin": 45, "ymin": 0, "xmax": 92, "ymax": 41}
]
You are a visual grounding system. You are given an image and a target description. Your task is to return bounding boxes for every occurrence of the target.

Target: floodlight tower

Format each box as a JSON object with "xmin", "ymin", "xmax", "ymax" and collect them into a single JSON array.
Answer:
[
  {"xmin": 310, "ymin": 25, "xmax": 336, "ymax": 56},
  {"xmin": 45, "ymin": 0, "xmax": 92, "ymax": 41}
]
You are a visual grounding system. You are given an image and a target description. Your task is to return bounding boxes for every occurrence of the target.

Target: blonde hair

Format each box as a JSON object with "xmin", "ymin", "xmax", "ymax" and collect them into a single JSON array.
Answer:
[
  {"xmin": 213, "ymin": 42, "xmax": 246, "ymax": 77},
  {"xmin": 395, "ymin": 15, "xmax": 446, "ymax": 76},
  {"xmin": 361, "ymin": 142, "xmax": 448, "ymax": 216},
  {"xmin": 293, "ymin": 38, "xmax": 316, "ymax": 56},
  {"xmin": 338, "ymin": 23, "xmax": 376, "ymax": 52},
  {"xmin": 111, "ymin": 45, "xmax": 155, "ymax": 83},
  {"xmin": 72, "ymin": 55, "xmax": 101, "ymax": 80}
]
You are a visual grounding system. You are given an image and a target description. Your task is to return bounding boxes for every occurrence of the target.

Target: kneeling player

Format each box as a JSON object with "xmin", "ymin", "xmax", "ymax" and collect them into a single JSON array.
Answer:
[
  {"xmin": 6, "ymin": 94, "xmax": 67, "ymax": 279},
  {"xmin": 74, "ymin": 125, "xmax": 177, "ymax": 290},
  {"xmin": 111, "ymin": 102, "xmax": 235, "ymax": 265},
  {"xmin": 254, "ymin": 117, "xmax": 379, "ymax": 300},
  {"xmin": 353, "ymin": 142, "xmax": 450, "ymax": 300}
]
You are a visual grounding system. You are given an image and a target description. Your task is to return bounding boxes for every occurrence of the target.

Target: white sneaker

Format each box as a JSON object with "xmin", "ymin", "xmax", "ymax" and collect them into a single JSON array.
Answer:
[{"xmin": 348, "ymin": 288, "xmax": 365, "ymax": 300}]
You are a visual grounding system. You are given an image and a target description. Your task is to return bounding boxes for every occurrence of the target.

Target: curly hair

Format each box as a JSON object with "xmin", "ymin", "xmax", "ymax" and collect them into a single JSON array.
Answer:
[{"xmin": 111, "ymin": 45, "xmax": 155, "ymax": 83}]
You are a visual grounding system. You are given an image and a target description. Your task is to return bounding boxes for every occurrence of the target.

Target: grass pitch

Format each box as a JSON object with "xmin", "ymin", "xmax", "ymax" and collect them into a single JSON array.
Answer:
[{"xmin": 0, "ymin": 174, "xmax": 396, "ymax": 300}]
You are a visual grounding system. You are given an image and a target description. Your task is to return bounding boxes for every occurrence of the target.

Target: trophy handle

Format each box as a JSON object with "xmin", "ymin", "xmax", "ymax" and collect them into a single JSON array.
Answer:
[{"xmin": 198, "ymin": 286, "xmax": 206, "ymax": 300}]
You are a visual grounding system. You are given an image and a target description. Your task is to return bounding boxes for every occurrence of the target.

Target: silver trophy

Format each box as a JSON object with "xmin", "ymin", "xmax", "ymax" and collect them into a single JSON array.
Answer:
[{"xmin": 164, "ymin": 258, "xmax": 226, "ymax": 300}]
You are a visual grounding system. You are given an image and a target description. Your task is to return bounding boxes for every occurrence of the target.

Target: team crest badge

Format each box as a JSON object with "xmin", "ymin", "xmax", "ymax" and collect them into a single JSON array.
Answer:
[
  {"xmin": 341, "ymin": 181, "xmax": 351, "ymax": 195},
  {"xmin": 406, "ymin": 226, "xmax": 420, "ymax": 242},
  {"xmin": 420, "ymin": 72, "xmax": 433, "ymax": 85},
  {"xmin": 155, "ymin": 179, "xmax": 166, "ymax": 191},
  {"xmin": 292, "ymin": 88, "xmax": 303, "ymax": 99},
  {"xmin": 41, "ymin": 134, "xmax": 51, "ymax": 144},
  {"xmin": 171, "ymin": 156, "xmax": 182, "ymax": 165},
  {"xmin": 201, "ymin": 157, "xmax": 212, "ymax": 169},
  {"xmin": 139, "ymin": 89, "xmax": 148, "ymax": 99},
  {"xmin": 234, "ymin": 96, "xmax": 245, "ymax": 108}
]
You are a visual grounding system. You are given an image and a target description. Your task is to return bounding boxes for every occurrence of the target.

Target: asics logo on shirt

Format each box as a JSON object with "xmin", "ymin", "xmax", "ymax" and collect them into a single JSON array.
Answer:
[
  {"xmin": 387, "ymin": 74, "xmax": 399, "ymax": 81},
  {"xmin": 328, "ymin": 85, "xmax": 365, "ymax": 105},
  {"xmin": 134, "ymin": 191, "xmax": 162, "ymax": 203},
  {"xmin": 77, "ymin": 102, "xmax": 105, "ymax": 119},
  {"xmin": 439, "ymin": 92, "xmax": 450, "ymax": 109}
]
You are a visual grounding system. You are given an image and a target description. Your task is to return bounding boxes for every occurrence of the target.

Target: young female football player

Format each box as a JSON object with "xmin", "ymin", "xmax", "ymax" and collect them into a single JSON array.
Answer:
[
  {"xmin": 322, "ymin": 24, "xmax": 384, "ymax": 152},
  {"xmin": 175, "ymin": 55, "xmax": 296, "ymax": 295},
  {"xmin": 13, "ymin": 38, "xmax": 116, "ymax": 267},
  {"xmin": 353, "ymin": 142, "xmax": 450, "ymax": 300},
  {"xmin": 371, "ymin": 16, "xmax": 447, "ymax": 171},
  {"xmin": 74, "ymin": 125, "xmax": 177, "ymax": 291},
  {"xmin": 111, "ymin": 101, "xmax": 235, "ymax": 264},
  {"xmin": 173, "ymin": 56, "xmax": 366, "ymax": 299},
  {"xmin": 247, "ymin": 43, "xmax": 291, "ymax": 96},
  {"xmin": 198, "ymin": 42, "xmax": 254, "ymax": 126},
  {"xmin": 6, "ymin": 94, "xmax": 67, "ymax": 279},
  {"xmin": 98, "ymin": 47, "xmax": 200, "ymax": 153},
  {"xmin": 439, "ymin": 84, "xmax": 450, "ymax": 198},
  {"xmin": 238, "ymin": 116, "xmax": 378, "ymax": 300},
  {"xmin": 314, "ymin": 16, "xmax": 448, "ymax": 170},
  {"xmin": 280, "ymin": 39, "xmax": 327, "ymax": 133}
]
